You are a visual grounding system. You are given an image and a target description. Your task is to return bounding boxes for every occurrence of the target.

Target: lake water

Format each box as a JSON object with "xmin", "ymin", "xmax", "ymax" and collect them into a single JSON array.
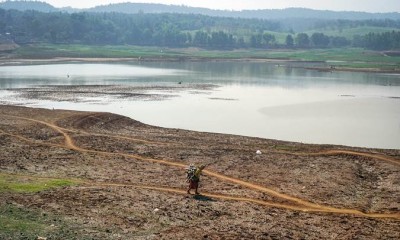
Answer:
[{"xmin": 0, "ymin": 62, "xmax": 399, "ymax": 149}]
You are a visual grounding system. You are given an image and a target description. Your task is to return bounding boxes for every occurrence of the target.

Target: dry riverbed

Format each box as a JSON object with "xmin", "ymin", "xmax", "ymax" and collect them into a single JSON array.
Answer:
[{"xmin": 0, "ymin": 105, "xmax": 399, "ymax": 239}]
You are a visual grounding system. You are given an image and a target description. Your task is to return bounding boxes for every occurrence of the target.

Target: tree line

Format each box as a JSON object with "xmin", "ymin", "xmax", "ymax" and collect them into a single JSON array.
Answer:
[{"xmin": 0, "ymin": 9, "xmax": 399, "ymax": 50}]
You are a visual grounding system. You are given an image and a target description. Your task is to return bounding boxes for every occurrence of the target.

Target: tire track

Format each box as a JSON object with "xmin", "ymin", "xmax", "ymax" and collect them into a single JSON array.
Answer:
[
  {"xmin": 55, "ymin": 125, "xmax": 168, "ymax": 145},
  {"xmin": 2, "ymin": 114, "xmax": 400, "ymax": 219},
  {"xmin": 1, "ymin": 115, "xmax": 333, "ymax": 209},
  {"xmin": 51, "ymin": 113, "xmax": 169, "ymax": 145},
  {"xmin": 94, "ymin": 182, "xmax": 400, "ymax": 219},
  {"xmin": 2, "ymin": 172, "xmax": 400, "ymax": 220}
]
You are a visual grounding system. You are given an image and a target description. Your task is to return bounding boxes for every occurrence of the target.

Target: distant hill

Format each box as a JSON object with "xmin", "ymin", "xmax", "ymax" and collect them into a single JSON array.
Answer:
[
  {"xmin": 0, "ymin": 0, "xmax": 56, "ymax": 12},
  {"xmin": 1, "ymin": 1, "xmax": 400, "ymax": 20},
  {"xmin": 88, "ymin": 3, "xmax": 400, "ymax": 20},
  {"xmin": 1, "ymin": 1, "xmax": 399, "ymax": 49},
  {"xmin": 238, "ymin": 8, "xmax": 400, "ymax": 20}
]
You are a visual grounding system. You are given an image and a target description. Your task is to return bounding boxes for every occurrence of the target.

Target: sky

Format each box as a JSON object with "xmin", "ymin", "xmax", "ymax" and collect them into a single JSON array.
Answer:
[{"xmin": 36, "ymin": 0, "xmax": 400, "ymax": 13}]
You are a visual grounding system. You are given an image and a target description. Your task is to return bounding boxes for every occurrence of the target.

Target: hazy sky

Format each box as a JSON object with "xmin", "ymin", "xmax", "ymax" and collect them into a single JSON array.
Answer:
[{"xmin": 39, "ymin": 0, "xmax": 400, "ymax": 13}]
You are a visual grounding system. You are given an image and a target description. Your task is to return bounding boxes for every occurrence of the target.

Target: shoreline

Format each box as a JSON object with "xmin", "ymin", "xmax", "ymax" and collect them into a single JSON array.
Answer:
[
  {"xmin": 1, "ymin": 56, "xmax": 399, "ymax": 74},
  {"xmin": 1, "ymin": 103, "xmax": 399, "ymax": 152},
  {"xmin": 1, "ymin": 63, "xmax": 399, "ymax": 150},
  {"xmin": 3, "ymin": 86, "xmax": 399, "ymax": 150}
]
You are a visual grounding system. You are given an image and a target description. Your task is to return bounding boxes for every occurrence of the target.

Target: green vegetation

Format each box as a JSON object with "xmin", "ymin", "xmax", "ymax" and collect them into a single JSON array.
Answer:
[
  {"xmin": 0, "ymin": 174, "xmax": 84, "ymax": 239},
  {"xmin": 0, "ymin": 204, "xmax": 88, "ymax": 239},
  {"xmin": 14, "ymin": 44, "xmax": 185, "ymax": 58},
  {"xmin": 264, "ymin": 48, "xmax": 395, "ymax": 62},
  {"xmin": 0, "ymin": 205, "xmax": 49, "ymax": 238},
  {"xmin": 1, "ymin": 8, "xmax": 399, "ymax": 50},
  {"xmin": 0, "ymin": 173, "xmax": 77, "ymax": 193},
  {"xmin": 306, "ymin": 26, "xmax": 400, "ymax": 39},
  {"xmin": 12, "ymin": 44, "xmax": 400, "ymax": 71}
]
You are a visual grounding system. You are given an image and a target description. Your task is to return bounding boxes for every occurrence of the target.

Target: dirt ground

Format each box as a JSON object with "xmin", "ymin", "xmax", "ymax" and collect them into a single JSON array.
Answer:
[{"xmin": 0, "ymin": 105, "xmax": 399, "ymax": 239}]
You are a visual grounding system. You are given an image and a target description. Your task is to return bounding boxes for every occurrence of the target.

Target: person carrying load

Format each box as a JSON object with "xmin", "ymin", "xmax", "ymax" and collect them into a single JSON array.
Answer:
[{"xmin": 186, "ymin": 164, "xmax": 206, "ymax": 195}]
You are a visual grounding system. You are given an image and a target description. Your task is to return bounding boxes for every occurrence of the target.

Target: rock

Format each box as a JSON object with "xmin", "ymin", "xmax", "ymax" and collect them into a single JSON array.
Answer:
[
  {"xmin": 256, "ymin": 150, "xmax": 262, "ymax": 155},
  {"xmin": 37, "ymin": 237, "xmax": 47, "ymax": 240}
]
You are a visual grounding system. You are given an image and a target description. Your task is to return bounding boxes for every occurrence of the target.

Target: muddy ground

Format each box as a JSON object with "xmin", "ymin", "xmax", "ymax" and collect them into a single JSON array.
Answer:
[
  {"xmin": 0, "ymin": 105, "xmax": 399, "ymax": 239},
  {"xmin": 4, "ymin": 84, "xmax": 219, "ymax": 103}
]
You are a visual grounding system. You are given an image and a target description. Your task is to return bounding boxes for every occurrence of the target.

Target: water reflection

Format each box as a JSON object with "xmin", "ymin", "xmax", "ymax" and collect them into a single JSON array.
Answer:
[{"xmin": 0, "ymin": 62, "xmax": 399, "ymax": 149}]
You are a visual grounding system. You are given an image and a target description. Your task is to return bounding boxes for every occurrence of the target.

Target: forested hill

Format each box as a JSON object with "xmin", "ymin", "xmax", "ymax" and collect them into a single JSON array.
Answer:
[
  {"xmin": 1, "ymin": 8, "xmax": 399, "ymax": 50},
  {"xmin": 0, "ymin": 0, "xmax": 56, "ymax": 12},
  {"xmin": 90, "ymin": 3, "xmax": 400, "ymax": 20},
  {"xmin": 1, "ymin": 1, "xmax": 400, "ymax": 21}
]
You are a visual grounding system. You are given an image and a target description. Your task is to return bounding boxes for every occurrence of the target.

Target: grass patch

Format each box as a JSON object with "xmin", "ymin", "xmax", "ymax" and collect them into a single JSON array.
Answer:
[
  {"xmin": 0, "ymin": 175, "xmax": 89, "ymax": 239},
  {"xmin": 10, "ymin": 44, "xmax": 400, "ymax": 70},
  {"xmin": 0, "ymin": 205, "xmax": 47, "ymax": 238},
  {"xmin": 0, "ymin": 204, "xmax": 88, "ymax": 239},
  {"xmin": 0, "ymin": 173, "xmax": 77, "ymax": 193},
  {"xmin": 14, "ymin": 44, "xmax": 186, "ymax": 59},
  {"xmin": 0, "ymin": 205, "xmax": 48, "ymax": 239}
]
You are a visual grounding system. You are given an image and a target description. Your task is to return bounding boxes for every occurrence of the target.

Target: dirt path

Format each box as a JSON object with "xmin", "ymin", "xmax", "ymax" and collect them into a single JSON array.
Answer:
[
  {"xmin": 307, "ymin": 150, "xmax": 400, "ymax": 166},
  {"xmin": 51, "ymin": 114, "xmax": 400, "ymax": 167},
  {"xmin": 2, "ymin": 171, "xmax": 400, "ymax": 220},
  {"xmin": 2, "ymin": 114, "xmax": 399, "ymax": 220}
]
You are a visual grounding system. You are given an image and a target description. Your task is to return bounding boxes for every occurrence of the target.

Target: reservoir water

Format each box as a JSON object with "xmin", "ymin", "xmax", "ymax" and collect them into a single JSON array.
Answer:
[{"xmin": 0, "ymin": 62, "xmax": 399, "ymax": 149}]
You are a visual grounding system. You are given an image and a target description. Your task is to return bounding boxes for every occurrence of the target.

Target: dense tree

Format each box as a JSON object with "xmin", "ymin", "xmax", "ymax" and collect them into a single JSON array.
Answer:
[
  {"xmin": 209, "ymin": 31, "xmax": 233, "ymax": 49},
  {"xmin": 249, "ymin": 33, "xmax": 276, "ymax": 48},
  {"xmin": 236, "ymin": 37, "xmax": 245, "ymax": 48},
  {"xmin": 312, "ymin": 19, "xmax": 400, "ymax": 33},
  {"xmin": 0, "ymin": 9, "xmax": 281, "ymax": 48},
  {"xmin": 330, "ymin": 36, "xmax": 350, "ymax": 47},
  {"xmin": 361, "ymin": 31, "xmax": 400, "ymax": 50},
  {"xmin": 193, "ymin": 31, "xmax": 209, "ymax": 47},
  {"xmin": 310, "ymin": 32, "xmax": 330, "ymax": 48},
  {"xmin": 352, "ymin": 34, "xmax": 365, "ymax": 47},
  {"xmin": 262, "ymin": 33, "xmax": 276, "ymax": 47},
  {"xmin": 250, "ymin": 34, "xmax": 263, "ymax": 48},
  {"xmin": 285, "ymin": 34, "xmax": 294, "ymax": 48},
  {"xmin": 295, "ymin": 33, "xmax": 310, "ymax": 48}
]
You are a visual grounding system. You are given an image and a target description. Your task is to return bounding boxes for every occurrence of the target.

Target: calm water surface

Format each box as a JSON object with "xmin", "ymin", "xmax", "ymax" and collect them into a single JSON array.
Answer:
[{"xmin": 0, "ymin": 62, "xmax": 399, "ymax": 149}]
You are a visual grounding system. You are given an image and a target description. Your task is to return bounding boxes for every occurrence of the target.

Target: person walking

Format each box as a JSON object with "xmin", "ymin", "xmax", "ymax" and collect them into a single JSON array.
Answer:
[{"xmin": 187, "ymin": 165, "xmax": 206, "ymax": 195}]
